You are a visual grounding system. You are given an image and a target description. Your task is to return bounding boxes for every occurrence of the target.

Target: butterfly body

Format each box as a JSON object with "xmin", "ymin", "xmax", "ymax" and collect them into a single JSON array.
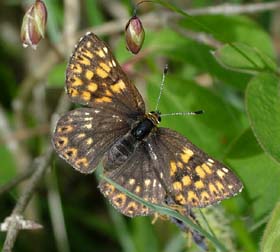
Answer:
[
  {"xmin": 104, "ymin": 111, "xmax": 160, "ymax": 171},
  {"xmin": 52, "ymin": 32, "xmax": 243, "ymax": 217}
]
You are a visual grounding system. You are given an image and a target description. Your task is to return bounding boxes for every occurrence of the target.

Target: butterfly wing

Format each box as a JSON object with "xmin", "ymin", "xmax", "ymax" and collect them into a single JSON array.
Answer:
[
  {"xmin": 153, "ymin": 127, "xmax": 243, "ymax": 208},
  {"xmin": 99, "ymin": 126, "xmax": 242, "ymax": 217},
  {"xmin": 66, "ymin": 32, "xmax": 145, "ymax": 116},
  {"xmin": 52, "ymin": 108, "xmax": 131, "ymax": 173},
  {"xmin": 53, "ymin": 32, "xmax": 146, "ymax": 173},
  {"xmin": 99, "ymin": 142, "xmax": 166, "ymax": 217}
]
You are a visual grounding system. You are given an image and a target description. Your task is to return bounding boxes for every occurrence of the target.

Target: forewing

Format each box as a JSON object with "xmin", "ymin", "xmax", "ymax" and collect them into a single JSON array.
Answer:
[
  {"xmin": 154, "ymin": 128, "xmax": 243, "ymax": 208},
  {"xmin": 52, "ymin": 108, "xmax": 129, "ymax": 173},
  {"xmin": 99, "ymin": 143, "xmax": 166, "ymax": 217},
  {"xmin": 66, "ymin": 32, "xmax": 145, "ymax": 116}
]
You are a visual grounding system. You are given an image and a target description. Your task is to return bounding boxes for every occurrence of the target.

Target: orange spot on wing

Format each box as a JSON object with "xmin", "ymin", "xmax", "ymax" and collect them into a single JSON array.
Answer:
[
  {"xmin": 202, "ymin": 163, "xmax": 212, "ymax": 174},
  {"xmin": 111, "ymin": 80, "xmax": 126, "ymax": 93},
  {"xmin": 75, "ymin": 157, "xmax": 89, "ymax": 168},
  {"xmin": 194, "ymin": 180, "xmax": 204, "ymax": 189},
  {"xmin": 79, "ymin": 56, "xmax": 91, "ymax": 65},
  {"xmin": 85, "ymin": 70, "xmax": 94, "ymax": 80},
  {"xmin": 188, "ymin": 191, "xmax": 199, "ymax": 204},
  {"xmin": 83, "ymin": 50, "xmax": 94, "ymax": 59},
  {"xmin": 195, "ymin": 165, "xmax": 206, "ymax": 178},
  {"xmin": 96, "ymin": 67, "xmax": 108, "ymax": 78},
  {"xmin": 95, "ymin": 96, "xmax": 112, "ymax": 103},
  {"xmin": 175, "ymin": 194, "xmax": 187, "ymax": 205},
  {"xmin": 95, "ymin": 49, "xmax": 106, "ymax": 58},
  {"xmin": 173, "ymin": 181, "xmax": 183, "ymax": 191},
  {"xmin": 73, "ymin": 64, "xmax": 82, "ymax": 73},
  {"xmin": 88, "ymin": 82, "xmax": 98, "ymax": 92},
  {"xmin": 182, "ymin": 176, "xmax": 191, "ymax": 186},
  {"xmin": 181, "ymin": 147, "xmax": 194, "ymax": 163},
  {"xmin": 100, "ymin": 62, "xmax": 111, "ymax": 72},
  {"xmin": 82, "ymin": 91, "xmax": 91, "ymax": 101},
  {"xmin": 170, "ymin": 161, "xmax": 177, "ymax": 176},
  {"xmin": 68, "ymin": 87, "xmax": 79, "ymax": 97},
  {"xmin": 71, "ymin": 77, "xmax": 83, "ymax": 87}
]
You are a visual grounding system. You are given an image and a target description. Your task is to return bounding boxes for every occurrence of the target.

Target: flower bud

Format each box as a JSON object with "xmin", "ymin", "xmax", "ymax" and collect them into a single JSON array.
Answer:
[
  {"xmin": 125, "ymin": 16, "xmax": 145, "ymax": 54},
  {"xmin": 20, "ymin": 0, "xmax": 47, "ymax": 49}
]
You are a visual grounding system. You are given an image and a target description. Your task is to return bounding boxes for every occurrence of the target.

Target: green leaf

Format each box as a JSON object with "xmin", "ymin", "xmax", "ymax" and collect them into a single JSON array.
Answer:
[
  {"xmin": 44, "ymin": 0, "xmax": 63, "ymax": 42},
  {"xmin": 181, "ymin": 15, "xmax": 275, "ymax": 58},
  {"xmin": 213, "ymin": 42, "xmax": 277, "ymax": 74},
  {"xmin": 260, "ymin": 202, "xmax": 280, "ymax": 252},
  {"xmin": 163, "ymin": 234, "xmax": 185, "ymax": 252},
  {"xmin": 225, "ymin": 129, "xmax": 280, "ymax": 219},
  {"xmin": 84, "ymin": 0, "xmax": 104, "ymax": 26},
  {"xmin": 145, "ymin": 29, "xmax": 250, "ymax": 90},
  {"xmin": 132, "ymin": 217, "xmax": 158, "ymax": 252},
  {"xmin": 246, "ymin": 73, "xmax": 280, "ymax": 164}
]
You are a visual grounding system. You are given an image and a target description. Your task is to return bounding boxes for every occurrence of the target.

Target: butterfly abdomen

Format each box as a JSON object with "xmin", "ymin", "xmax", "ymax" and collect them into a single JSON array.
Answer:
[
  {"xmin": 104, "ymin": 114, "xmax": 159, "ymax": 170},
  {"xmin": 104, "ymin": 132, "xmax": 138, "ymax": 170}
]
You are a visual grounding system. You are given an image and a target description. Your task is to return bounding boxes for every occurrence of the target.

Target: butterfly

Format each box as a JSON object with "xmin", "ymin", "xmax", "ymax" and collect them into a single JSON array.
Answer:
[{"xmin": 52, "ymin": 32, "xmax": 243, "ymax": 217}]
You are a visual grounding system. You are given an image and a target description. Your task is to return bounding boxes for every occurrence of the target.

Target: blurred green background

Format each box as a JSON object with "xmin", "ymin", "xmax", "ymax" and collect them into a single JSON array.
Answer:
[{"xmin": 1, "ymin": 0, "xmax": 280, "ymax": 252}]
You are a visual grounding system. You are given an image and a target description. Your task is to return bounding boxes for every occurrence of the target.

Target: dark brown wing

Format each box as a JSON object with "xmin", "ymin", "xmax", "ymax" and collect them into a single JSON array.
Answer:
[
  {"xmin": 152, "ymin": 128, "xmax": 243, "ymax": 208},
  {"xmin": 52, "ymin": 108, "xmax": 130, "ymax": 173},
  {"xmin": 99, "ymin": 126, "xmax": 243, "ymax": 217},
  {"xmin": 99, "ymin": 142, "xmax": 166, "ymax": 217},
  {"xmin": 66, "ymin": 32, "xmax": 145, "ymax": 116}
]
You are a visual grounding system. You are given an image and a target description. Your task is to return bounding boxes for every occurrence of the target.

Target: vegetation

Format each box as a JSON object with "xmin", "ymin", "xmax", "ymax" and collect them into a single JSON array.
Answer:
[{"xmin": 0, "ymin": 1, "xmax": 280, "ymax": 252}]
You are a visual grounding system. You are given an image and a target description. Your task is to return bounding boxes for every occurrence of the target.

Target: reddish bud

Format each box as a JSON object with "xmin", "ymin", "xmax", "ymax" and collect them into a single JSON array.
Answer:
[
  {"xmin": 20, "ymin": 0, "xmax": 48, "ymax": 49},
  {"xmin": 125, "ymin": 16, "xmax": 145, "ymax": 54}
]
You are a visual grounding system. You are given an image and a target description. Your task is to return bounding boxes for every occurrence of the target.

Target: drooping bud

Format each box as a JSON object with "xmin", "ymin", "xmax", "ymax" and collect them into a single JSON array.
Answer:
[
  {"xmin": 20, "ymin": 0, "xmax": 48, "ymax": 49},
  {"xmin": 125, "ymin": 16, "xmax": 145, "ymax": 54}
]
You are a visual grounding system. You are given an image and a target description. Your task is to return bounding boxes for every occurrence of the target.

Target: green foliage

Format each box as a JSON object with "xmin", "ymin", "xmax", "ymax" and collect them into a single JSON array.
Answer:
[
  {"xmin": 260, "ymin": 202, "xmax": 280, "ymax": 252},
  {"xmin": 48, "ymin": 62, "xmax": 67, "ymax": 87},
  {"xmin": 0, "ymin": 146, "xmax": 17, "ymax": 184},
  {"xmin": 185, "ymin": 15, "xmax": 275, "ymax": 57},
  {"xmin": 0, "ymin": 1, "xmax": 279, "ymax": 252},
  {"xmin": 226, "ymin": 129, "xmax": 280, "ymax": 219},
  {"xmin": 214, "ymin": 42, "xmax": 277, "ymax": 74},
  {"xmin": 246, "ymin": 73, "xmax": 280, "ymax": 164}
]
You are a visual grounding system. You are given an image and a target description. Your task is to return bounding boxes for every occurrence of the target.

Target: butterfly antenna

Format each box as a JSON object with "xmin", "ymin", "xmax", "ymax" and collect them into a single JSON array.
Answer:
[
  {"xmin": 161, "ymin": 110, "xmax": 204, "ymax": 117},
  {"xmin": 155, "ymin": 64, "xmax": 168, "ymax": 111}
]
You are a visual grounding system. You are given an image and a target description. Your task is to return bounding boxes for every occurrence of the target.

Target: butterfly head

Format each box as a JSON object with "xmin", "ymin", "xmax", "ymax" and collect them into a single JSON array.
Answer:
[{"xmin": 148, "ymin": 110, "xmax": 161, "ymax": 125}]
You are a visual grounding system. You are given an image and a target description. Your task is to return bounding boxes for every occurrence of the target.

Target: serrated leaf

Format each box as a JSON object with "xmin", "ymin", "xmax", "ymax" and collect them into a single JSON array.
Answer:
[{"xmin": 246, "ymin": 73, "xmax": 280, "ymax": 164}]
